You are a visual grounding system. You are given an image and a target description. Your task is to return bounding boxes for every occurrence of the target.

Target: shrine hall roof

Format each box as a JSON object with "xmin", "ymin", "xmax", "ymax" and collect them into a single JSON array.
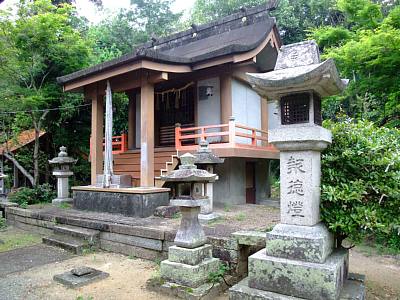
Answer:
[{"xmin": 57, "ymin": 1, "xmax": 280, "ymax": 85}]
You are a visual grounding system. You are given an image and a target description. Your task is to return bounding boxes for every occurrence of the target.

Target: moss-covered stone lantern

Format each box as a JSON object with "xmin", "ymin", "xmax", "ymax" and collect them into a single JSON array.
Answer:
[{"xmin": 159, "ymin": 152, "xmax": 221, "ymax": 297}]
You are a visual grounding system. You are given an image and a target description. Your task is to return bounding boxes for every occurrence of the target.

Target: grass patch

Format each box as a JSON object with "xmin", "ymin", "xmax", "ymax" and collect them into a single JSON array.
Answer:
[
  {"xmin": 206, "ymin": 216, "xmax": 225, "ymax": 227},
  {"xmin": 0, "ymin": 228, "xmax": 42, "ymax": 252},
  {"xmin": 58, "ymin": 202, "xmax": 72, "ymax": 209},
  {"xmin": 235, "ymin": 213, "xmax": 246, "ymax": 222},
  {"xmin": 223, "ymin": 204, "xmax": 232, "ymax": 212}
]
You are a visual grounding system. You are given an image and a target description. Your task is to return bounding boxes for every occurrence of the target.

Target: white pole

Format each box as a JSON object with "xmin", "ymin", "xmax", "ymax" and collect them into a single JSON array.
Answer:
[{"xmin": 103, "ymin": 81, "xmax": 114, "ymax": 188}]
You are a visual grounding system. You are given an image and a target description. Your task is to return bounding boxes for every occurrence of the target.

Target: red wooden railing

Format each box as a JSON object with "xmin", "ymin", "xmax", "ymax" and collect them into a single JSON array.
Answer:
[
  {"xmin": 90, "ymin": 133, "xmax": 128, "ymax": 159},
  {"xmin": 175, "ymin": 117, "xmax": 274, "ymax": 151}
]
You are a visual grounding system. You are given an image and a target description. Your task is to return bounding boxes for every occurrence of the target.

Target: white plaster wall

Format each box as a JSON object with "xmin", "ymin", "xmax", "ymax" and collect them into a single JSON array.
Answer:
[
  {"xmin": 135, "ymin": 93, "xmax": 141, "ymax": 148},
  {"xmin": 197, "ymin": 77, "xmax": 221, "ymax": 143},
  {"xmin": 232, "ymin": 79, "xmax": 262, "ymax": 144},
  {"xmin": 268, "ymin": 100, "xmax": 280, "ymax": 130}
]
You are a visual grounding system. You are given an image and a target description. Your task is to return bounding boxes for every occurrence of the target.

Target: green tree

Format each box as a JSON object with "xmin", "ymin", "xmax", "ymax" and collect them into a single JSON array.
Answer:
[
  {"xmin": 0, "ymin": 0, "xmax": 92, "ymax": 186},
  {"xmin": 321, "ymin": 119, "xmax": 400, "ymax": 249},
  {"xmin": 89, "ymin": 0, "xmax": 182, "ymax": 63},
  {"xmin": 310, "ymin": 3, "xmax": 400, "ymax": 127}
]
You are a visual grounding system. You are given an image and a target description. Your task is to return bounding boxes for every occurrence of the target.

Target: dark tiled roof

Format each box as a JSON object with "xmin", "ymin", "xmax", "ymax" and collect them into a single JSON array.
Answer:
[{"xmin": 57, "ymin": 2, "xmax": 279, "ymax": 85}]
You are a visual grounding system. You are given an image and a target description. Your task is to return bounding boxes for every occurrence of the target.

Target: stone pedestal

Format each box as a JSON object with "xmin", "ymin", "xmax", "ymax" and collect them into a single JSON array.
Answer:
[
  {"xmin": 53, "ymin": 171, "xmax": 74, "ymax": 204},
  {"xmin": 158, "ymin": 198, "xmax": 223, "ymax": 299}
]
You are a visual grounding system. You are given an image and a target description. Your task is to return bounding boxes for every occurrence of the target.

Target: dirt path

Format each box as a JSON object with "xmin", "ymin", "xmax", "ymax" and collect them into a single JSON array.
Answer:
[
  {"xmin": 0, "ymin": 251, "xmax": 175, "ymax": 300},
  {"xmin": 349, "ymin": 249, "xmax": 400, "ymax": 300}
]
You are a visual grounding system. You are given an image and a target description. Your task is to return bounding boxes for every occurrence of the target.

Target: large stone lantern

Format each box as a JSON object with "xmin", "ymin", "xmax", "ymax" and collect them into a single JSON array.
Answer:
[
  {"xmin": 49, "ymin": 146, "xmax": 77, "ymax": 205},
  {"xmin": 194, "ymin": 140, "xmax": 224, "ymax": 222},
  {"xmin": 229, "ymin": 41, "xmax": 365, "ymax": 300},
  {"xmin": 158, "ymin": 153, "xmax": 221, "ymax": 298}
]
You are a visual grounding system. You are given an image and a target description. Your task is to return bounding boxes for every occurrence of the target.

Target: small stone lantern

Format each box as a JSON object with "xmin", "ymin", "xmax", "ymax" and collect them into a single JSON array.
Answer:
[
  {"xmin": 158, "ymin": 153, "xmax": 221, "ymax": 297},
  {"xmin": 0, "ymin": 173, "xmax": 7, "ymax": 196},
  {"xmin": 49, "ymin": 146, "xmax": 77, "ymax": 205},
  {"xmin": 194, "ymin": 140, "xmax": 224, "ymax": 222}
]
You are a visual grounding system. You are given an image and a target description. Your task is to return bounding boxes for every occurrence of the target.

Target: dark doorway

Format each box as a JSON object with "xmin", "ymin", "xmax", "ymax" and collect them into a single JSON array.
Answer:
[
  {"xmin": 155, "ymin": 84, "xmax": 195, "ymax": 147},
  {"xmin": 246, "ymin": 162, "xmax": 256, "ymax": 204}
]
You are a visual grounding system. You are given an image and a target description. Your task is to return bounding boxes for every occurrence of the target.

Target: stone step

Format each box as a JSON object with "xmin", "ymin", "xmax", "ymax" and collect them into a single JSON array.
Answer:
[
  {"xmin": 53, "ymin": 224, "xmax": 100, "ymax": 244},
  {"xmin": 42, "ymin": 235, "xmax": 88, "ymax": 255}
]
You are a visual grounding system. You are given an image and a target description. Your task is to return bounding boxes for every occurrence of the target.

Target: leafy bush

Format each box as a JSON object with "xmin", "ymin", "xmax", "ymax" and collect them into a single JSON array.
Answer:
[
  {"xmin": 321, "ymin": 119, "xmax": 400, "ymax": 249},
  {"xmin": 8, "ymin": 184, "xmax": 56, "ymax": 207},
  {"xmin": 0, "ymin": 217, "xmax": 6, "ymax": 229}
]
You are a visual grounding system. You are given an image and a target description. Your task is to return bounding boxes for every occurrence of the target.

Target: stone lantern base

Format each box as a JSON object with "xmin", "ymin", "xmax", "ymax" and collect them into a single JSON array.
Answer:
[
  {"xmin": 229, "ymin": 222, "xmax": 366, "ymax": 300},
  {"xmin": 160, "ymin": 244, "xmax": 221, "ymax": 290}
]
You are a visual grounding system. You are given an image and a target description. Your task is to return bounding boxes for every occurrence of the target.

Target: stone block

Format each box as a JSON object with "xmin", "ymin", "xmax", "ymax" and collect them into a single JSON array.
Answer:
[
  {"xmin": 154, "ymin": 205, "xmax": 180, "ymax": 218},
  {"xmin": 265, "ymin": 223, "xmax": 333, "ymax": 263},
  {"xmin": 54, "ymin": 267, "xmax": 109, "ymax": 288},
  {"xmin": 73, "ymin": 190, "xmax": 169, "ymax": 218},
  {"xmin": 160, "ymin": 257, "xmax": 220, "ymax": 288},
  {"xmin": 207, "ymin": 236, "xmax": 238, "ymax": 251},
  {"xmin": 230, "ymin": 275, "xmax": 365, "ymax": 300},
  {"xmin": 100, "ymin": 232, "xmax": 162, "ymax": 251},
  {"xmin": 248, "ymin": 249, "xmax": 348, "ymax": 300},
  {"xmin": 168, "ymin": 245, "xmax": 212, "ymax": 266},
  {"xmin": 232, "ymin": 231, "xmax": 266, "ymax": 247},
  {"xmin": 212, "ymin": 246, "xmax": 239, "ymax": 263},
  {"xmin": 279, "ymin": 150, "xmax": 323, "ymax": 226},
  {"xmin": 100, "ymin": 239, "xmax": 166, "ymax": 261},
  {"xmin": 107, "ymin": 223, "xmax": 164, "ymax": 240}
]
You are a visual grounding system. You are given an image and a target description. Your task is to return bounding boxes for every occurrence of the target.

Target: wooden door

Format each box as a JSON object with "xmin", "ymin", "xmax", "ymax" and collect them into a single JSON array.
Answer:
[{"xmin": 246, "ymin": 162, "xmax": 256, "ymax": 204}]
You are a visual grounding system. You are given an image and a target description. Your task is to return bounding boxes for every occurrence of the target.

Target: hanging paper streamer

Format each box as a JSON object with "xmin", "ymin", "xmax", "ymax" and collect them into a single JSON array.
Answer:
[{"xmin": 103, "ymin": 80, "xmax": 114, "ymax": 188}]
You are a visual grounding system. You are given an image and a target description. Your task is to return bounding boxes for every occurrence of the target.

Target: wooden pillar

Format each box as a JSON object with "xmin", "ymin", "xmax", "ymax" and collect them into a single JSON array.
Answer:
[
  {"xmin": 261, "ymin": 98, "xmax": 268, "ymax": 146},
  {"xmin": 128, "ymin": 92, "xmax": 136, "ymax": 150},
  {"xmin": 220, "ymin": 74, "xmax": 233, "ymax": 124},
  {"xmin": 140, "ymin": 79, "xmax": 155, "ymax": 187},
  {"xmin": 90, "ymin": 90, "xmax": 104, "ymax": 185}
]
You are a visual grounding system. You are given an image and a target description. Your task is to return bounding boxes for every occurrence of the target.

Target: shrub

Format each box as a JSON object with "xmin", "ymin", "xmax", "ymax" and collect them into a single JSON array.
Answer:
[
  {"xmin": 321, "ymin": 119, "xmax": 400, "ymax": 250},
  {"xmin": 8, "ymin": 184, "xmax": 56, "ymax": 206},
  {"xmin": 0, "ymin": 217, "xmax": 6, "ymax": 229}
]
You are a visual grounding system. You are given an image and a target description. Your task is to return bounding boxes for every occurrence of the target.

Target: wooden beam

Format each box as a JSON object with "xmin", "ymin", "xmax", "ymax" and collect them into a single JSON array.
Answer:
[
  {"xmin": 64, "ymin": 60, "xmax": 188, "ymax": 92},
  {"xmin": 140, "ymin": 77, "xmax": 155, "ymax": 187},
  {"xmin": 88, "ymin": 88, "xmax": 104, "ymax": 185},
  {"xmin": 127, "ymin": 92, "xmax": 136, "ymax": 150}
]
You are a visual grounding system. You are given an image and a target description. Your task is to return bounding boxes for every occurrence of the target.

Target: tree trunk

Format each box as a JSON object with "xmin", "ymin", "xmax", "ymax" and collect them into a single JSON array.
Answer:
[
  {"xmin": 3, "ymin": 152, "xmax": 35, "ymax": 186},
  {"xmin": 31, "ymin": 110, "xmax": 49, "ymax": 187},
  {"xmin": 33, "ymin": 125, "xmax": 40, "ymax": 186}
]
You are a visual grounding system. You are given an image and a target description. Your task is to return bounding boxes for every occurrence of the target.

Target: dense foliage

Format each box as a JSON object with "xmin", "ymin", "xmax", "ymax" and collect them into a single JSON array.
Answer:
[
  {"xmin": 8, "ymin": 184, "xmax": 56, "ymax": 207},
  {"xmin": 321, "ymin": 120, "xmax": 400, "ymax": 249},
  {"xmin": 310, "ymin": 1, "xmax": 400, "ymax": 127}
]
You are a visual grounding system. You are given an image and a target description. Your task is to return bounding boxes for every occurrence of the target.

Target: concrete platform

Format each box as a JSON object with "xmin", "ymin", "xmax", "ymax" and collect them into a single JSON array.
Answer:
[{"xmin": 72, "ymin": 186, "xmax": 170, "ymax": 218}]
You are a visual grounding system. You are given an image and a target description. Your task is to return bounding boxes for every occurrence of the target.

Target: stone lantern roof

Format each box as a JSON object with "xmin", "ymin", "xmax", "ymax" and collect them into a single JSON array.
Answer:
[
  {"xmin": 48, "ymin": 146, "xmax": 77, "ymax": 166},
  {"xmin": 247, "ymin": 40, "xmax": 348, "ymax": 99},
  {"xmin": 194, "ymin": 140, "xmax": 224, "ymax": 165},
  {"xmin": 161, "ymin": 153, "xmax": 217, "ymax": 183}
]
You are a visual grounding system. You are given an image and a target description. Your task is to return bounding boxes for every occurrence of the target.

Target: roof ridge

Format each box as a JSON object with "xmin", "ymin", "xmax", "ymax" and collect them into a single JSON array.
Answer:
[{"xmin": 148, "ymin": 0, "xmax": 278, "ymax": 49}]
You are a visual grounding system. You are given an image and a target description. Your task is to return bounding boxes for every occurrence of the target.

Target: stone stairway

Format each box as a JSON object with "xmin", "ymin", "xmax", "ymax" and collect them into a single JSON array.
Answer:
[{"xmin": 42, "ymin": 224, "xmax": 100, "ymax": 254}]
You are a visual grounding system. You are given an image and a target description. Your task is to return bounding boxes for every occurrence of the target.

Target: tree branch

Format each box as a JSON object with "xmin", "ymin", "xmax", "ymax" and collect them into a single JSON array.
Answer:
[{"xmin": 3, "ymin": 151, "xmax": 35, "ymax": 186}]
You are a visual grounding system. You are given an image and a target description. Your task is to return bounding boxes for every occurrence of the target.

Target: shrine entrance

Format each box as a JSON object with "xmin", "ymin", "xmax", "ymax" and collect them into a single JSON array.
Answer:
[{"xmin": 155, "ymin": 84, "xmax": 195, "ymax": 147}]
